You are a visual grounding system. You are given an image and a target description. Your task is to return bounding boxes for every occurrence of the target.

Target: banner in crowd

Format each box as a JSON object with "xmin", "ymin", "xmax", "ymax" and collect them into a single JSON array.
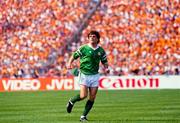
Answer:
[{"xmin": 0, "ymin": 76, "xmax": 179, "ymax": 92}]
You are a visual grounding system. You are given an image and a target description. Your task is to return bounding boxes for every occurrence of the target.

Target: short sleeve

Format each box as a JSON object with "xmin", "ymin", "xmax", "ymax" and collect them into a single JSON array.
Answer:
[{"xmin": 73, "ymin": 46, "xmax": 84, "ymax": 59}]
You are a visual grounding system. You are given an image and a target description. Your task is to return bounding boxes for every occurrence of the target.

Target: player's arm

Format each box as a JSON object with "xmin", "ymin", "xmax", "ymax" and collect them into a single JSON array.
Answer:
[
  {"xmin": 103, "ymin": 63, "xmax": 110, "ymax": 74},
  {"xmin": 67, "ymin": 55, "xmax": 75, "ymax": 69},
  {"xmin": 67, "ymin": 47, "xmax": 82, "ymax": 69},
  {"xmin": 101, "ymin": 50, "xmax": 110, "ymax": 74}
]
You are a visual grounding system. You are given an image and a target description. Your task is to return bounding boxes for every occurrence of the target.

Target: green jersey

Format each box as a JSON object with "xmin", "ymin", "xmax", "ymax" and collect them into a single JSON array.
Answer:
[{"xmin": 73, "ymin": 44, "xmax": 108, "ymax": 75}]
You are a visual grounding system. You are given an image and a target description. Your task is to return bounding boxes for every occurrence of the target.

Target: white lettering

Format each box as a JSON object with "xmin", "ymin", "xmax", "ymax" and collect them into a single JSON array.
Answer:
[
  {"xmin": 64, "ymin": 79, "xmax": 73, "ymax": 89},
  {"xmin": 2, "ymin": 79, "xmax": 40, "ymax": 91},
  {"xmin": 2, "ymin": 80, "xmax": 11, "ymax": 90},
  {"xmin": 46, "ymin": 79, "xmax": 74, "ymax": 90}
]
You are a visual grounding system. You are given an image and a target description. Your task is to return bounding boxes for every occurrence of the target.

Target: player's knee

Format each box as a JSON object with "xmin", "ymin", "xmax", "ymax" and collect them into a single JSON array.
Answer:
[
  {"xmin": 89, "ymin": 95, "xmax": 96, "ymax": 101},
  {"xmin": 80, "ymin": 94, "xmax": 87, "ymax": 99}
]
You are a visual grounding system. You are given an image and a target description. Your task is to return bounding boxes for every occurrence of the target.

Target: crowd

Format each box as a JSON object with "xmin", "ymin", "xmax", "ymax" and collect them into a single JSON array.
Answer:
[
  {"xmin": 79, "ymin": 0, "xmax": 180, "ymax": 75},
  {"xmin": 0, "ymin": 0, "xmax": 179, "ymax": 78}
]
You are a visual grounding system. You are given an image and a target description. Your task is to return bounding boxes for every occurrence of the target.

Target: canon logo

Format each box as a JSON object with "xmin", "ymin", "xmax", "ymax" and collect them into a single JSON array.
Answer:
[{"xmin": 99, "ymin": 77, "xmax": 159, "ymax": 89}]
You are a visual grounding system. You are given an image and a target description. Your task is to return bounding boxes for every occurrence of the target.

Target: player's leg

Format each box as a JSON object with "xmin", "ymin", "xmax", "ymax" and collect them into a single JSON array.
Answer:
[
  {"xmin": 71, "ymin": 84, "xmax": 88, "ymax": 103},
  {"xmin": 80, "ymin": 73, "xmax": 100, "ymax": 121},
  {"xmin": 80, "ymin": 84, "xmax": 89, "ymax": 99},
  {"xmin": 67, "ymin": 85, "xmax": 88, "ymax": 113},
  {"xmin": 84, "ymin": 87, "xmax": 98, "ymax": 114},
  {"xmin": 67, "ymin": 72, "xmax": 88, "ymax": 113},
  {"xmin": 72, "ymin": 84, "xmax": 88, "ymax": 101},
  {"xmin": 80, "ymin": 87, "xmax": 98, "ymax": 121}
]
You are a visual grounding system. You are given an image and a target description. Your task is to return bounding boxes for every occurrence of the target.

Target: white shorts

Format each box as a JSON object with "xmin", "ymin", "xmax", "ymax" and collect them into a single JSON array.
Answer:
[{"xmin": 78, "ymin": 72, "xmax": 100, "ymax": 87}]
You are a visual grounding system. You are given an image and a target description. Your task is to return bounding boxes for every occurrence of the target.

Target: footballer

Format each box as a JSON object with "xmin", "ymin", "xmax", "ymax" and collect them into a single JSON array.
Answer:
[{"xmin": 66, "ymin": 30, "xmax": 109, "ymax": 121}]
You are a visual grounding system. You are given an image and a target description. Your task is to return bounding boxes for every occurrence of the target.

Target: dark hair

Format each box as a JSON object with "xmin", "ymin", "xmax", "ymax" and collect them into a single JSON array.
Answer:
[{"xmin": 88, "ymin": 30, "xmax": 100, "ymax": 43}]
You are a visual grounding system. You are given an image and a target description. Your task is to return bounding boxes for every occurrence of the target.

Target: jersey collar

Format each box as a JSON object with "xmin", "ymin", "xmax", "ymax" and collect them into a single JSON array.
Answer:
[{"xmin": 88, "ymin": 44, "xmax": 99, "ymax": 50}]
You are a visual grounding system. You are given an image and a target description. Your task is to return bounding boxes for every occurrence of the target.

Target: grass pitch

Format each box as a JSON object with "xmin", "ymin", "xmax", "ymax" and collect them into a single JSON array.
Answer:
[{"xmin": 0, "ymin": 90, "xmax": 180, "ymax": 123}]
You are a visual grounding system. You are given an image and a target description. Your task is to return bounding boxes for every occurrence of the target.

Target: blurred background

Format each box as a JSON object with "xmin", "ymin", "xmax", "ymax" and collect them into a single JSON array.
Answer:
[{"xmin": 0, "ymin": 0, "xmax": 179, "ymax": 78}]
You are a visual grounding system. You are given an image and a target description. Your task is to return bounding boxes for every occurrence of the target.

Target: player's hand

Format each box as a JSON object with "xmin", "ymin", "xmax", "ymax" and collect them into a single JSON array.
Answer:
[
  {"xmin": 66, "ymin": 64, "xmax": 72, "ymax": 69},
  {"xmin": 104, "ymin": 68, "xmax": 110, "ymax": 74}
]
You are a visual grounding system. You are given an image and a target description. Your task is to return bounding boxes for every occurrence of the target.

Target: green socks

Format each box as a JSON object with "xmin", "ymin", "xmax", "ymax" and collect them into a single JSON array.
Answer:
[
  {"xmin": 82, "ymin": 100, "xmax": 94, "ymax": 116},
  {"xmin": 70, "ymin": 94, "xmax": 82, "ymax": 104},
  {"xmin": 70, "ymin": 95, "xmax": 94, "ymax": 116}
]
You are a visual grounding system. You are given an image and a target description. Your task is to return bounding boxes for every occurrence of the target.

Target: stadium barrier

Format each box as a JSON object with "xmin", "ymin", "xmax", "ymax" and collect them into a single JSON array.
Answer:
[{"xmin": 0, "ymin": 76, "xmax": 179, "ymax": 92}]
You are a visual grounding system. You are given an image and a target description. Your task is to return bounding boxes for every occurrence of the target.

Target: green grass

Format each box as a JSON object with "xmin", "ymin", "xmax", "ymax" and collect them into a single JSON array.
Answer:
[{"xmin": 0, "ymin": 90, "xmax": 180, "ymax": 123}]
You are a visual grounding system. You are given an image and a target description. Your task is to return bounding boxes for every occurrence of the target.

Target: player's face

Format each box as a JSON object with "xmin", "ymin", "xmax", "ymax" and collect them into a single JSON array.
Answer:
[{"xmin": 88, "ymin": 34, "xmax": 98, "ymax": 44}]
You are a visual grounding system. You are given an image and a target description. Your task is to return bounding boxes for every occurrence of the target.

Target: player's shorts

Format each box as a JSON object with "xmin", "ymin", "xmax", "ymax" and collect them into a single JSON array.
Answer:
[{"xmin": 78, "ymin": 72, "xmax": 100, "ymax": 87}]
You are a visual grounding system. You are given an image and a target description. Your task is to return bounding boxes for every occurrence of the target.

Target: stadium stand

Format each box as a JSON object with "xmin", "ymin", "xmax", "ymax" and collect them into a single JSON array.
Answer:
[{"xmin": 0, "ymin": 0, "xmax": 179, "ymax": 78}]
